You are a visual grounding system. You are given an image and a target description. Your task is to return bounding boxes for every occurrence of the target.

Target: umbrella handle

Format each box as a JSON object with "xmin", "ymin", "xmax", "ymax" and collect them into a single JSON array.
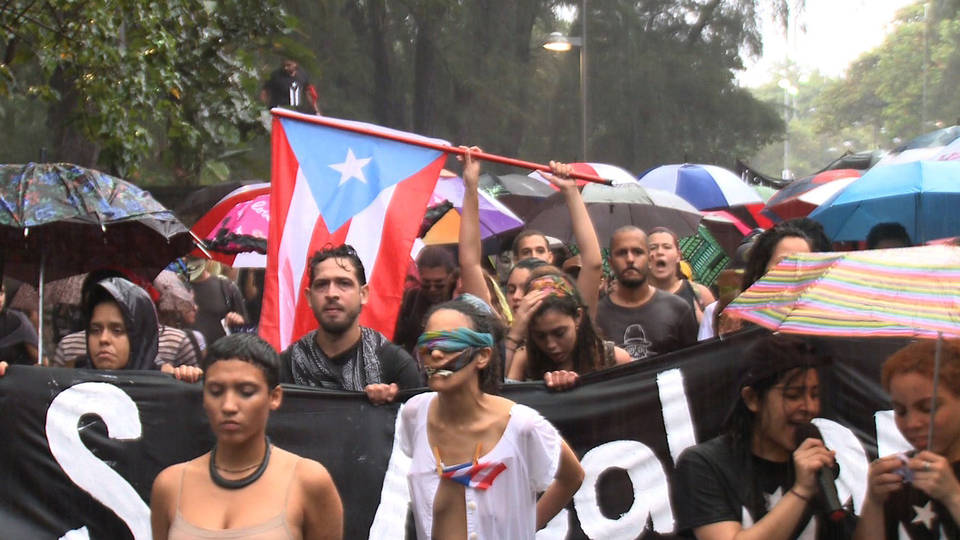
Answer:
[
  {"xmin": 928, "ymin": 332, "xmax": 943, "ymax": 450},
  {"xmin": 189, "ymin": 231, "xmax": 215, "ymax": 259},
  {"xmin": 37, "ymin": 250, "xmax": 44, "ymax": 365}
]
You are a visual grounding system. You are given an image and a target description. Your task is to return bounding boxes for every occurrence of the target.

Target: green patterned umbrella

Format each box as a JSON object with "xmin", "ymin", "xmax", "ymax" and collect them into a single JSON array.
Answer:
[
  {"xmin": 0, "ymin": 163, "xmax": 196, "ymax": 363},
  {"xmin": 0, "ymin": 163, "xmax": 194, "ymax": 283}
]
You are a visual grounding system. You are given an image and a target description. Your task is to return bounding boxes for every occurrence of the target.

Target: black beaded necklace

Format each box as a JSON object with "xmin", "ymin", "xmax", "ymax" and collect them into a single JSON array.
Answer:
[{"xmin": 209, "ymin": 436, "xmax": 271, "ymax": 490}]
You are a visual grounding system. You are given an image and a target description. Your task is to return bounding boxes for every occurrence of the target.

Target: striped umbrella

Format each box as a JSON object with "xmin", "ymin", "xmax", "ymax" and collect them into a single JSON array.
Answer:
[
  {"xmin": 637, "ymin": 163, "xmax": 773, "ymax": 228},
  {"xmin": 724, "ymin": 245, "xmax": 960, "ymax": 338},
  {"xmin": 763, "ymin": 169, "xmax": 861, "ymax": 221}
]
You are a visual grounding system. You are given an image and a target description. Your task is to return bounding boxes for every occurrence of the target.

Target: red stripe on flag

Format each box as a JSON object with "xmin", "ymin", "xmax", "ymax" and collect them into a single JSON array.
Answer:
[
  {"xmin": 473, "ymin": 463, "xmax": 507, "ymax": 490},
  {"xmin": 361, "ymin": 156, "xmax": 446, "ymax": 338},
  {"xmin": 261, "ymin": 119, "xmax": 301, "ymax": 349}
]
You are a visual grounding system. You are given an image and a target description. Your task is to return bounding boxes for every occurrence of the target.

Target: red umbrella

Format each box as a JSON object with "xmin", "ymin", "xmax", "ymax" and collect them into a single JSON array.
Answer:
[
  {"xmin": 701, "ymin": 210, "xmax": 753, "ymax": 257},
  {"xmin": 764, "ymin": 169, "xmax": 862, "ymax": 220},
  {"xmin": 190, "ymin": 183, "xmax": 270, "ymax": 267}
]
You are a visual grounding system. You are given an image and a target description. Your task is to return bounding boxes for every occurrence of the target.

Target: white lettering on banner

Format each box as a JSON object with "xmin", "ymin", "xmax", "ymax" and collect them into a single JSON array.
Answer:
[
  {"xmin": 657, "ymin": 369, "xmax": 697, "ymax": 463},
  {"xmin": 812, "ymin": 418, "xmax": 870, "ymax": 514},
  {"xmin": 876, "ymin": 410, "xmax": 913, "ymax": 458},
  {"xmin": 45, "ymin": 382, "xmax": 149, "ymax": 540},
  {"xmin": 369, "ymin": 404, "xmax": 413, "ymax": 539},
  {"xmin": 536, "ymin": 509, "xmax": 570, "ymax": 539},
  {"xmin": 574, "ymin": 440, "xmax": 675, "ymax": 538}
]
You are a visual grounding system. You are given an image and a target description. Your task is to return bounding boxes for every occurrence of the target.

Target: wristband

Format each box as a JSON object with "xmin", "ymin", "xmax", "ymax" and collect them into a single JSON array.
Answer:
[{"xmin": 790, "ymin": 489, "xmax": 810, "ymax": 502}]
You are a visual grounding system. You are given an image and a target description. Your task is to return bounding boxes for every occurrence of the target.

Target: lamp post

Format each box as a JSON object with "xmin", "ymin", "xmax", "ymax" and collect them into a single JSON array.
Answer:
[
  {"xmin": 778, "ymin": 78, "xmax": 799, "ymax": 180},
  {"xmin": 543, "ymin": 5, "xmax": 588, "ymax": 161}
]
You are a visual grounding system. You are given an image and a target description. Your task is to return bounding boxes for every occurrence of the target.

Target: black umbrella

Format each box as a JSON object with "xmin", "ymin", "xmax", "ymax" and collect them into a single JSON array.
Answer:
[
  {"xmin": 0, "ymin": 163, "xmax": 197, "ymax": 361},
  {"xmin": 526, "ymin": 183, "xmax": 703, "ymax": 245},
  {"xmin": 478, "ymin": 172, "xmax": 557, "ymax": 221}
]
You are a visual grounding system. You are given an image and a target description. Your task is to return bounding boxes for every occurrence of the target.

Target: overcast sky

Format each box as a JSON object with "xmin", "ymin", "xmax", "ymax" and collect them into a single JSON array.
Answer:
[{"xmin": 738, "ymin": 0, "xmax": 916, "ymax": 87}]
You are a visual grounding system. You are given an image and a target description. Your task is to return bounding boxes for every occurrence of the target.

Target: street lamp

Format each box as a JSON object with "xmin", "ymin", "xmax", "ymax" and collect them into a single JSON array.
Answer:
[
  {"xmin": 543, "ymin": 10, "xmax": 588, "ymax": 162},
  {"xmin": 778, "ymin": 78, "xmax": 799, "ymax": 180}
]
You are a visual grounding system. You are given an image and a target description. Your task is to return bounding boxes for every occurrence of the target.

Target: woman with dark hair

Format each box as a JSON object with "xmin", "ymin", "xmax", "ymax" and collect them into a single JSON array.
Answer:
[
  {"xmin": 73, "ymin": 277, "xmax": 202, "ymax": 382},
  {"xmin": 710, "ymin": 225, "xmax": 813, "ymax": 338},
  {"xmin": 647, "ymin": 227, "xmax": 715, "ymax": 322},
  {"xmin": 399, "ymin": 297, "xmax": 583, "ymax": 539},
  {"xmin": 740, "ymin": 225, "xmax": 813, "ymax": 293},
  {"xmin": 855, "ymin": 339, "xmax": 960, "ymax": 538},
  {"xmin": 673, "ymin": 334, "xmax": 849, "ymax": 539},
  {"xmin": 506, "ymin": 268, "xmax": 630, "ymax": 390},
  {"xmin": 150, "ymin": 333, "xmax": 343, "ymax": 540},
  {"xmin": 77, "ymin": 277, "xmax": 163, "ymax": 371}
]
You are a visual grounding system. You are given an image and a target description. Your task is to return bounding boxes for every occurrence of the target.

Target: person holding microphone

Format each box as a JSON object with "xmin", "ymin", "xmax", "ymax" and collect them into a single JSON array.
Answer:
[{"xmin": 673, "ymin": 333, "xmax": 850, "ymax": 539}]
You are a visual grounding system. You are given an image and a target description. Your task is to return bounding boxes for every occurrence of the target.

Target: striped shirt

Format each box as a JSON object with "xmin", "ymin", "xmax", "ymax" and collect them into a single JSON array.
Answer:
[{"xmin": 53, "ymin": 326, "xmax": 199, "ymax": 368}]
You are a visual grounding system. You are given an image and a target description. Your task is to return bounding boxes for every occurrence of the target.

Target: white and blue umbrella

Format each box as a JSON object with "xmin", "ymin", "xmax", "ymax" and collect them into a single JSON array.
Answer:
[
  {"xmin": 809, "ymin": 160, "xmax": 960, "ymax": 243},
  {"xmin": 637, "ymin": 163, "xmax": 763, "ymax": 210},
  {"xmin": 877, "ymin": 125, "xmax": 960, "ymax": 166}
]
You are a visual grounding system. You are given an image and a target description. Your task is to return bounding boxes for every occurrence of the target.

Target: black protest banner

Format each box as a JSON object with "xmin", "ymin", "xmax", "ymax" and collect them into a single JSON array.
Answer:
[{"xmin": 0, "ymin": 329, "xmax": 908, "ymax": 539}]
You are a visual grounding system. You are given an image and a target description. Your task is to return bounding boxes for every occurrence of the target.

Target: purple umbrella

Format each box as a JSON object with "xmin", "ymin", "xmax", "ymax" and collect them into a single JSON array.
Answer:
[{"xmin": 424, "ymin": 174, "xmax": 524, "ymax": 243}]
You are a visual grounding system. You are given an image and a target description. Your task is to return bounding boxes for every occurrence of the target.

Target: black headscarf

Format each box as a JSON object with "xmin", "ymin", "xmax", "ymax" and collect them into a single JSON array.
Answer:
[{"xmin": 78, "ymin": 277, "xmax": 159, "ymax": 371}]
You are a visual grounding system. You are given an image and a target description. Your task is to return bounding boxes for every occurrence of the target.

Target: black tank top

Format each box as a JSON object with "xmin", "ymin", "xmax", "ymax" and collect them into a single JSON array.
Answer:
[{"xmin": 675, "ymin": 279, "xmax": 699, "ymax": 312}]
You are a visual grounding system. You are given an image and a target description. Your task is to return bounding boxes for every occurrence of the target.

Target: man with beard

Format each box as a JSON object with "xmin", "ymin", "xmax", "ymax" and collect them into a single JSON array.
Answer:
[
  {"xmin": 280, "ymin": 245, "xmax": 422, "ymax": 404},
  {"xmin": 596, "ymin": 226, "xmax": 697, "ymax": 362}
]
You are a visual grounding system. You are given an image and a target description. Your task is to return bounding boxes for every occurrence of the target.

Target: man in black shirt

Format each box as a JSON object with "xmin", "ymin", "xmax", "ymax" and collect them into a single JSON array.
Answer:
[
  {"xmin": 0, "ymin": 280, "xmax": 38, "ymax": 365},
  {"xmin": 186, "ymin": 258, "xmax": 248, "ymax": 346},
  {"xmin": 393, "ymin": 246, "xmax": 456, "ymax": 354},
  {"xmin": 260, "ymin": 58, "xmax": 320, "ymax": 115},
  {"xmin": 281, "ymin": 245, "xmax": 421, "ymax": 403},
  {"xmin": 596, "ymin": 226, "xmax": 697, "ymax": 361}
]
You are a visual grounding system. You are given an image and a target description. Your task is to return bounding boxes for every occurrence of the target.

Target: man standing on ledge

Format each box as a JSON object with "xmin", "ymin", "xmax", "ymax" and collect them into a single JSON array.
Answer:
[
  {"xmin": 260, "ymin": 58, "xmax": 321, "ymax": 115},
  {"xmin": 280, "ymin": 245, "xmax": 421, "ymax": 404},
  {"xmin": 596, "ymin": 226, "xmax": 697, "ymax": 362}
]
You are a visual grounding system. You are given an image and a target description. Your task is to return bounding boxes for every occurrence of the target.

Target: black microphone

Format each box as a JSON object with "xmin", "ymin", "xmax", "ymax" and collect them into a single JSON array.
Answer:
[{"xmin": 794, "ymin": 422, "xmax": 846, "ymax": 522}]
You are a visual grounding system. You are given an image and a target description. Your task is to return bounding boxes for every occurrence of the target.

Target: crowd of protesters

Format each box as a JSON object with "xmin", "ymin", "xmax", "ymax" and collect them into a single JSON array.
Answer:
[{"xmin": 0, "ymin": 145, "xmax": 957, "ymax": 539}]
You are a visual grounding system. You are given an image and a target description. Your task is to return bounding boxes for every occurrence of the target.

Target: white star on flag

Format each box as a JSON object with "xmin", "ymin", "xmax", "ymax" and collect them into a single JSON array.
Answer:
[
  {"xmin": 912, "ymin": 501, "xmax": 936, "ymax": 530},
  {"xmin": 330, "ymin": 148, "xmax": 372, "ymax": 186}
]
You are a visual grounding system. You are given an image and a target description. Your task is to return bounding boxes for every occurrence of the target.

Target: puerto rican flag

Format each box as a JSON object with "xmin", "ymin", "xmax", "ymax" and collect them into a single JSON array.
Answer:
[
  {"xmin": 260, "ymin": 109, "xmax": 448, "ymax": 350},
  {"xmin": 441, "ymin": 461, "xmax": 508, "ymax": 491}
]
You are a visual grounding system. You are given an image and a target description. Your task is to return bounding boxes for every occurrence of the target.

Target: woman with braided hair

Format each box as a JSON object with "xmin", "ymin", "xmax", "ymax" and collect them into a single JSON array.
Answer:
[
  {"xmin": 399, "ymin": 297, "xmax": 583, "ymax": 539},
  {"xmin": 507, "ymin": 268, "xmax": 630, "ymax": 390}
]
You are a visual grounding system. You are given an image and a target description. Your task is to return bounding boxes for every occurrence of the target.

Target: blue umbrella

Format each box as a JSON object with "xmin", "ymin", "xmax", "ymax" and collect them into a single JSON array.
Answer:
[
  {"xmin": 809, "ymin": 160, "xmax": 960, "ymax": 243},
  {"xmin": 638, "ymin": 163, "xmax": 763, "ymax": 209}
]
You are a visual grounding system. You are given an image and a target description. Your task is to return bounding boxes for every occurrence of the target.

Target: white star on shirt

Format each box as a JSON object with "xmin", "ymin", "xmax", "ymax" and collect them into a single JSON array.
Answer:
[
  {"xmin": 763, "ymin": 486, "xmax": 784, "ymax": 509},
  {"xmin": 329, "ymin": 148, "xmax": 372, "ymax": 186},
  {"xmin": 912, "ymin": 501, "xmax": 936, "ymax": 530}
]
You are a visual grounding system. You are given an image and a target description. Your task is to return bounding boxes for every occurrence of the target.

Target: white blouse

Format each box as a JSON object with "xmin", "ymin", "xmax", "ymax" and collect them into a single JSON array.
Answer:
[{"xmin": 399, "ymin": 392, "xmax": 562, "ymax": 540}]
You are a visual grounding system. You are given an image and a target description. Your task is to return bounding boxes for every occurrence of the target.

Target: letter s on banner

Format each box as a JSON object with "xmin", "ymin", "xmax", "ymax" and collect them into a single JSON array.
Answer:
[
  {"xmin": 45, "ymin": 382, "xmax": 150, "ymax": 540},
  {"xmin": 812, "ymin": 418, "xmax": 869, "ymax": 514},
  {"xmin": 574, "ymin": 440, "xmax": 674, "ymax": 539}
]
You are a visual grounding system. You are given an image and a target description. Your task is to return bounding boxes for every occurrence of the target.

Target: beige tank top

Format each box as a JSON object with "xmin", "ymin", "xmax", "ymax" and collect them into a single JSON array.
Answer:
[{"xmin": 168, "ymin": 459, "xmax": 300, "ymax": 540}]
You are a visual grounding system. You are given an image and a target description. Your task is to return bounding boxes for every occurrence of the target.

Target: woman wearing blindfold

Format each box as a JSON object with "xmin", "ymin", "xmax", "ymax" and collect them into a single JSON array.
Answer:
[{"xmin": 398, "ymin": 297, "xmax": 583, "ymax": 539}]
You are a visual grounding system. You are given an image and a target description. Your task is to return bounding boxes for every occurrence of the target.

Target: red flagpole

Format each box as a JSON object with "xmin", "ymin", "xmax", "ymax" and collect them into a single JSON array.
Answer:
[{"xmin": 270, "ymin": 108, "xmax": 612, "ymax": 186}]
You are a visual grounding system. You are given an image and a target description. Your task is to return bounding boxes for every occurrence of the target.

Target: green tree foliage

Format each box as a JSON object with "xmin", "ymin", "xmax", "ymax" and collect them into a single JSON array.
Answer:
[
  {"xmin": 573, "ymin": 0, "xmax": 783, "ymax": 171},
  {"xmin": 1, "ymin": 0, "xmax": 788, "ymax": 184},
  {"xmin": 289, "ymin": 0, "xmax": 783, "ymax": 174},
  {"xmin": 813, "ymin": 1, "xmax": 960, "ymax": 147},
  {"xmin": 0, "ymin": 1, "xmax": 285, "ymax": 183},
  {"xmin": 748, "ymin": 68, "xmax": 880, "ymax": 177}
]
